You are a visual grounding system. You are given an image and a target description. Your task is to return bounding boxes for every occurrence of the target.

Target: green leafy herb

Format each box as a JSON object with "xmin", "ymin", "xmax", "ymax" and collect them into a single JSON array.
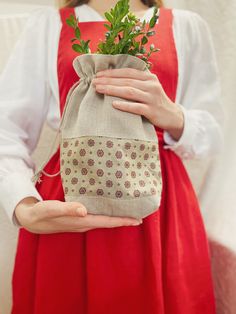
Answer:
[
  {"xmin": 66, "ymin": 14, "xmax": 91, "ymax": 54},
  {"xmin": 66, "ymin": 0, "xmax": 160, "ymax": 68}
]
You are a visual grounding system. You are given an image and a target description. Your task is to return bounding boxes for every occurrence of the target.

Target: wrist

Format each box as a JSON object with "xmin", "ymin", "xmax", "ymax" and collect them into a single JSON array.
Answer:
[
  {"xmin": 15, "ymin": 197, "xmax": 40, "ymax": 226},
  {"xmin": 165, "ymin": 104, "xmax": 184, "ymax": 141}
]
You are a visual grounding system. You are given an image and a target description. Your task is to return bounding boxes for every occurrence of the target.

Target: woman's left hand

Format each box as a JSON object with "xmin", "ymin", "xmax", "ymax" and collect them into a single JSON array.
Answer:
[{"xmin": 92, "ymin": 68, "xmax": 184, "ymax": 141}]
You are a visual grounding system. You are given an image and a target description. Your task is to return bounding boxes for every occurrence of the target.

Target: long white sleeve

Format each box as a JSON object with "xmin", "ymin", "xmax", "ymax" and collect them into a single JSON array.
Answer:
[
  {"xmin": 0, "ymin": 8, "xmax": 58, "ymax": 226},
  {"xmin": 163, "ymin": 9, "xmax": 224, "ymax": 159}
]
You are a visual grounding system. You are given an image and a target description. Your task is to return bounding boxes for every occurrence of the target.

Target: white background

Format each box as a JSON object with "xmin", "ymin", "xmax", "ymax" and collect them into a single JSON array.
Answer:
[{"xmin": 0, "ymin": 0, "xmax": 235, "ymax": 313}]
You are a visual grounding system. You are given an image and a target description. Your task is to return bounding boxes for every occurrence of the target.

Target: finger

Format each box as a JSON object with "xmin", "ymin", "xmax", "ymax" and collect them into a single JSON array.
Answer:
[
  {"xmin": 96, "ymin": 84, "xmax": 149, "ymax": 104},
  {"xmin": 112, "ymin": 100, "xmax": 148, "ymax": 116},
  {"xmin": 96, "ymin": 68, "xmax": 152, "ymax": 80},
  {"xmin": 43, "ymin": 215, "xmax": 85, "ymax": 230},
  {"xmin": 68, "ymin": 227, "xmax": 97, "ymax": 233},
  {"xmin": 37, "ymin": 201, "xmax": 87, "ymax": 220},
  {"xmin": 92, "ymin": 77, "xmax": 150, "ymax": 92},
  {"xmin": 51, "ymin": 215, "xmax": 142, "ymax": 229},
  {"xmin": 77, "ymin": 214, "xmax": 143, "ymax": 229},
  {"xmin": 54, "ymin": 202, "xmax": 88, "ymax": 217},
  {"xmin": 42, "ymin": 215, "xmax": 142, "ymax": 233}
]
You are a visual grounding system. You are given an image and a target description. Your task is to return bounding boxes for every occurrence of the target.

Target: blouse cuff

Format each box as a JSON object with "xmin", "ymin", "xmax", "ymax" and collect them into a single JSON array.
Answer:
[
  {"xmin": 0, "ymin": 172, "xmax": 42, "ymax": 227},
  {"xmin": 163, "ymin": 105, "xmax": 195, "ymax": 159}
]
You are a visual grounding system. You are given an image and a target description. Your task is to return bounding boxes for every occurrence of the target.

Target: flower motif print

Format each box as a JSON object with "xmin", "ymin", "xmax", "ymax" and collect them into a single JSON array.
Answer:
[
  {"xmin": 124, "ymin": 181, "xmax": 131, "ymax": 188},
  {"xmin": 124, "ymin": 161, "xmax": 130, "ymax": 168},
  {"xmin": 88, "ymin": 139, "xmax": 95, "ymax": 147},
  {"xmin": 79, "ymin": 149, "xmax": 86, "ymax": 156},
  {"xmin": 106, "ymin": 140, "xmax": 113, "ymax": 148},
  {"xmin": 79, "ymin": 187, "xmax": 86, "ymax": 194},
  {"xmin": 71, "ymin": 177, "xmax": 78, "ymax": 185},
  {"xmin": 89, "ymin": 178, "xmax": 96, "ymax": 185},
  {"xmin": 115, "ymin": 171, "xmax": 123, "ymax": 179},
  {"xmin": 97, "ymin": 169, "xmax": 104, "ymax": 177},
  {"xmin": 97, "ymin": 149, "xmax": 104, "ymax": 157},
  {"xmin": 81, "ymin": 168, "xmax": 88, "ymax": 175},
  {"xmin": 115, "ymin": 191, "xmax": 123, "ymax": 198},
  {"xmin": 88, "ymin": 159, "xmax": 95, "ymax": 166},
  {"xmin": 106, "ymin": 180, "xmax": 113, "ymax": 188},
  {"xmin": 125, "ymin": 142, "xmax": 131, "ymax": 150},
  {"xmin": 133, "ymin": 190, "xmax": 140, "ymax": 197},
  {"xmin": 106, "ymin": 160, "xmax": 113, "ymax": 168},
  {"xmin": 115, "ymin": 151, "xmax": 122, "ymax": 159},
  {"xmin": 97, "ymin": 189, "xmax": 104, "ymax": 196}
]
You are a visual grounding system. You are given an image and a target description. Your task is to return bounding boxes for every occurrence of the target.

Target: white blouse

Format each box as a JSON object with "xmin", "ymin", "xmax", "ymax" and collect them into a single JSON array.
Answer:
[{"xmin": 0, "ymin": 4, "xmax": 224, "ymax": 226}]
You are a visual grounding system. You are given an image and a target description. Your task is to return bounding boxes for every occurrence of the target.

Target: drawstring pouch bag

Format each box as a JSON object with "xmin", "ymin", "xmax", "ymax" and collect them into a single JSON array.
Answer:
[{"xmin": 33, "ymin": 53, "xmax": 163, "ymax": 219}]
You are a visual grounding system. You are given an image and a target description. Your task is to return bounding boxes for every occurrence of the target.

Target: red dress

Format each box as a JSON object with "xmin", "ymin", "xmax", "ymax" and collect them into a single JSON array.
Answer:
[{"xmin": 11, "ymin": 8, "xmax": 216, "ymax": 314}]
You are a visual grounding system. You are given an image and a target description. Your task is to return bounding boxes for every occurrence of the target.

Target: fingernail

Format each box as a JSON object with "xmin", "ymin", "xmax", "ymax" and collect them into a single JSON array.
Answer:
[
  {"xmin": 131, "ymin": 220, "xmax": 142, "ymax": 226},
  {"xmin": 96, "ymin": 85, "xmax": 105, "ymax": 91},
  {"xmin": 96, "ymin": 71, "xmax": 103, "ymax": 77},
  {"xmin": 131, "ymin": 222, "xmax": 140, "ymax": 226},
  {"xmin": 77, "ymin": 207, "xmax": 87, "ymax": 216}
]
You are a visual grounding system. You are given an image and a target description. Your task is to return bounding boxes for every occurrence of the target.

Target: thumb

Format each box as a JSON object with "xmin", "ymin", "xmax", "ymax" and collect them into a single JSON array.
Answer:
[
  {"xmin": 63, "ymin": 202, "xmax": 87, "ymax": 217},
  {"xmin": 40, "ymin": 201, "xmax": 87, "ymax": 219}
]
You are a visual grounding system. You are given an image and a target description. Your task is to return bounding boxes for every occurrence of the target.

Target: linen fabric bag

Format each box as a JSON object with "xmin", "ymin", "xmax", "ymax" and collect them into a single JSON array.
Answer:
[{"xmin": 37, "ymin": 54, "xmax": 163, "ymax": 219}]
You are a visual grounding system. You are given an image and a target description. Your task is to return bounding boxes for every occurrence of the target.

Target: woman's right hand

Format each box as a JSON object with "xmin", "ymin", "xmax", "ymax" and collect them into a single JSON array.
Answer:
[{"xmin": 15, "ymin": 197, "xmax": 142, "ymax": 234}]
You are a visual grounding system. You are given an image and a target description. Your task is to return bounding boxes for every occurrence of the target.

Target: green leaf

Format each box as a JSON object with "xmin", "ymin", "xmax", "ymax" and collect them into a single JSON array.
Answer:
[
  {"xmin": 141, "ymin": 36, "xmax": 148, "ymax": 45},
  {"xmin": 66, "ymin": 18, "xmax": 76, "ymax": 29},
  {"xmin": 133, "ymin": 41, "xmax": 139, "ymax": 49},
  {"xmin": 75, "ymin": 27, "xmax": 81, "ymax": 39},
  {"xmin": 104, "ymin": 23, "xmax": 111, "ymax": 31},
  {"xmin": 104, "ymin": 12, "xmax": 113, "ymax": 23},
  {"xmin": 66, "ymin": 14, "xmax": 77, "ymax": 28},
  {"xmin": 149, "ymin": 16, "xmax": 157, "ymax": 28},
  {"xmin": 72, "ymin": 44, "xmax": 84, "ymax": 53},
  {"xmin": 140, "ymin": 47, "xmax": 146, "ymax": 54},
  {"xmin": 149, "ymin": 10, "xmax": 158, "ymax": 29},
  {"xmin": 84, "ymin": 40, "xmax": 91, "ymax": 52},
  {"xmin": 147, "ymin": 31, "xmax": 155, "ymax": 37}
]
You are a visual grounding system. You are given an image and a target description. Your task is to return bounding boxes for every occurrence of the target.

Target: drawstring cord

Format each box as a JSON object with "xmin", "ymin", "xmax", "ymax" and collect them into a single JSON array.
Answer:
[{"xmin": 31, "ymin": 130, "xmax": 61, "ymax": 184}]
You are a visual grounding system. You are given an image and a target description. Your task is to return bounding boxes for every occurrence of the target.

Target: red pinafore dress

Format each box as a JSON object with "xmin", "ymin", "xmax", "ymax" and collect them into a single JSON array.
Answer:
[{"xmin": 11, "ymin": 7, "xmax": 216, "ymax": 314}]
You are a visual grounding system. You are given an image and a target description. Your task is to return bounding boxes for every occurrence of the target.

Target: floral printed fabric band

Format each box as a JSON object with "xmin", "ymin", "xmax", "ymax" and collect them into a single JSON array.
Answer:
[{"xmin": 61, "ymin": 136, "xmax": 162, "ymax": 218}]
